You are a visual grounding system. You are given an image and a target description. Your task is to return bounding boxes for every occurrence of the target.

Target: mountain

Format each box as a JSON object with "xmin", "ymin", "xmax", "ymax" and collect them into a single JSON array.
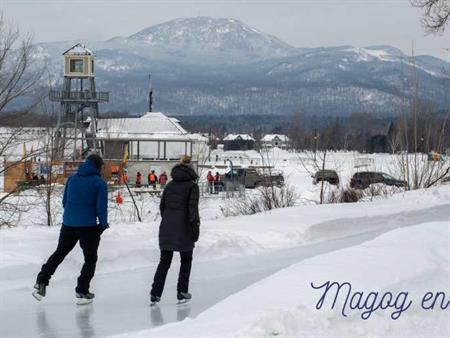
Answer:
[
  {"xmin": 125, "ymin": 17, "xmax": 295, "ymax": 61},
  {"xmin": 29, "ymin": 17, "xmax": 450, "ymax": 117}
]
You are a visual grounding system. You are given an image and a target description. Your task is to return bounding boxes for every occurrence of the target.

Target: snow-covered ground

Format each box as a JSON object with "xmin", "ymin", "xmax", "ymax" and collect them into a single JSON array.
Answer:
[{"xmin": 1, "ymin": 149, "xmax": 449, "ymax": 337}]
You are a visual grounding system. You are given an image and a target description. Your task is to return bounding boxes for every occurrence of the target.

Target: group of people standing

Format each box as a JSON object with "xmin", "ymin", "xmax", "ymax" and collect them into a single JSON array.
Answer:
[
  {"xmin": 135, "ymin": 169, "xmax": 168, "ymax": 188},
  {"xmin": 206, "ymin": 170, "xmax": 223, "ymax": 194},
  {"xmin": 32, "ymin": 154, "xmax": 200, "ymax": 306},
  {"xmin": 25, "ymin": 172, "xmax": 46, "ymax": 186}
]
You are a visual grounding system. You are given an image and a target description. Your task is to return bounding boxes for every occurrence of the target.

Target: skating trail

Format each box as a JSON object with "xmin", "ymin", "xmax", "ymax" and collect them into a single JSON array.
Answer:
[{"xmin": 0, "ymin": 204, "xmax": 447, "ymax": 338}]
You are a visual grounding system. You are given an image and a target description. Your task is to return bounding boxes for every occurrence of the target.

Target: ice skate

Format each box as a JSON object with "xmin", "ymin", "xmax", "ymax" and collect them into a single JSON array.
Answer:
[
  {"xmin": 177, "ymin": 291, "xmax": 191, "ymax": 304},
  {"xmin": 76, "ymin": 292, "xmax": 95, "ymax": 305},
  {"xmin": 150, "ymin": 294, "xmax": 161, "ymax": 306},
  {"xmin": 32, "ymin": 283, "xmax": 46, "ymax": 301}
]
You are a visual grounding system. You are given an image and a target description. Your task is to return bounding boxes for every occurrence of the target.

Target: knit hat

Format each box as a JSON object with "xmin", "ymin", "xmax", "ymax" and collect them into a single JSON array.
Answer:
[
  {"xmin": 86, "ymin": 153, "xmax": 104, "ymax": 170},
  {"xmin": 180, "ymin": 155, "xmax": 191, "ymax": 165}
]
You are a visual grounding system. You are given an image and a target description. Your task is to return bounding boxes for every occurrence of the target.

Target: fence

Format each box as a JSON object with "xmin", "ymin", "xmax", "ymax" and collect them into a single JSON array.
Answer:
[
  {"xmin": 354, "ymin": 157, "xmax": 375, "ymax": 169},
  {"xmin": 199, "ymin": 181, "xmax": 245, "ymax": 198},
  {"xmin": 49, "ymin": 90, "xmax": 109, "ymax": 102}
]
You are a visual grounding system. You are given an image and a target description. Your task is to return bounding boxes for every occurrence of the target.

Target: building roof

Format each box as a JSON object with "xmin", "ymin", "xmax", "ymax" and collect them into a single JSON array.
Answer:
[
  {"xmin": 190, "ymin": 133, "xmax": 210, "ymax": 142},
  {"xmin": 96, "ymin": 112, "xmax": 204, "ymax": 141},
  {"xmin": 223, "ymin": 134, "xmax": 255, "ymax": 141},
  {"xmin": 63, "ymin": 43, "xmax": 93, "ymax": 56},
  {"xmin": 261, "ymin": 134, "xmax": 290, "ymax": 142}
]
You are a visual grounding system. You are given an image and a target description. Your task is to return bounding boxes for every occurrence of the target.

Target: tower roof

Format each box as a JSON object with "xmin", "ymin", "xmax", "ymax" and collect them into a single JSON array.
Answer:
[{"xmin": 62, "ymin": 43, "xmax": 93, "ymax": 56}]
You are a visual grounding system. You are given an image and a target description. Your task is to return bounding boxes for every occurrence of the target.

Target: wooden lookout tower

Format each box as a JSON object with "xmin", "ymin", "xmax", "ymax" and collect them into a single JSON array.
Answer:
[{"xmin": 49, "ymin": 43, "xmax": 109, "ymax": 160}]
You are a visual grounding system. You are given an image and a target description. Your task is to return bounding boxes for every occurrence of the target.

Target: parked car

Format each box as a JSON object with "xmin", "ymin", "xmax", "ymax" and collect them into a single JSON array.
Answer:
[
  {"xmin": 312, "ymin": 170, "xmax": 339, "ymax": 185},
  {"xmin": 221, "ymin": 168, "xmax": 284, "ymax": 189},
  {"xmin": 350, "ymin": 172, "xmax": 406, "ymax": 189}
]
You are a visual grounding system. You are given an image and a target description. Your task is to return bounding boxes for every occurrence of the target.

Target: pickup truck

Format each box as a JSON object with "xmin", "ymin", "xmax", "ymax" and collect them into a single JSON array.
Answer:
[{"xmin": 221, "ymin": 168, "xmax": 284, "ymax": 189}]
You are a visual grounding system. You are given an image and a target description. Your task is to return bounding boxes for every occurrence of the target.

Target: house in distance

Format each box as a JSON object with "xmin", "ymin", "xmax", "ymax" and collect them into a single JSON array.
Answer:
[
  {"xmin": 261, "ymin": 134, "xmax": 291, "ymax": 150},
  {"xmin": 223, "ymin": 134, "xmax": 255, "ymax": 151}
]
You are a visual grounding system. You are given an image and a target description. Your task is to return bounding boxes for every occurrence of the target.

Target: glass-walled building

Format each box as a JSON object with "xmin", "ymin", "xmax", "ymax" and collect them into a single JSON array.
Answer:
[{"xmin": 95, "ymin": 112, "xmax": 208, "ymax": 178}]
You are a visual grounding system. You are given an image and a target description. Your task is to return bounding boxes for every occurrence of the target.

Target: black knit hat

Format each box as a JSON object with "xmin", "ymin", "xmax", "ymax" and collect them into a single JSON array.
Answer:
[{"xmin": 86, "ymin": 153, "xmax": 104, "ymax": 169}]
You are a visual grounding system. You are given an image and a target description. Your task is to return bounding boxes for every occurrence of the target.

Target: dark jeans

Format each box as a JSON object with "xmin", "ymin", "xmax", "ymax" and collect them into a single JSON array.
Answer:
[
  {"xmin": 36, "ymin": 225, "xmax": 101, "ymax": 294},
  {"xmin": 151, "ymin": 250, "xmax": 193, "ymax": 297}
]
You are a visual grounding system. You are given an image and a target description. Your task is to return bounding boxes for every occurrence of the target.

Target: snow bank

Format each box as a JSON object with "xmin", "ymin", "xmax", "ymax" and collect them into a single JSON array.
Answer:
[
  {"xmin": 198, "ymin": 184, "xmax": 450, "ymax": 256},
  {"xmin": 113, "ymin": 221, "xmax": 450, "ymax": 337}
]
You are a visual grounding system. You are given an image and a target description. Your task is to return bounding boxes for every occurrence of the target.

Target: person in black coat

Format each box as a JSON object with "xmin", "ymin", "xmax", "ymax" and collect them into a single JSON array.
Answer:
[{"xmin": 150, "ymin": 155, "xmax": 200, "ymax": 304}]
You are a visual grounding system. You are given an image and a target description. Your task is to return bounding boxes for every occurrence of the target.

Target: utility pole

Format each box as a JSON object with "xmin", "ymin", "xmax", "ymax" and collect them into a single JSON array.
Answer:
[
  {"xmin": 313, "ymin": 129, "xmax": 319, "ymax": 163},
  {"xmin": 148, "ymin": 74, "xmax": 153, "ymax": 112}
]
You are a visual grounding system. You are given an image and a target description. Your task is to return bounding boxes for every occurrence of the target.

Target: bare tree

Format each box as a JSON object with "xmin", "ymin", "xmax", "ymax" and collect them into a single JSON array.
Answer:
[
  {"xmin": 0, "ymin": 16, "xmax": 47, "ymax": 227},
  {"xmin": 34, "ymin": 128, "xmax": 61, "ymax": 226},
  {"xmin": 296, "ymin": 134, "xmax": 344, "ymax": 204},
  {"xmin": 411, "ymin": 0, "xmax": 450, "ymax": 33},
  {"xmin": 0, "ymin": 14, "xmax": 42, "ymax": 113},
  {"xmin": 0, "ymin": 126, "xmax": 52, "ymax": 227},
  {"xmin": 0, "ymin": 13, "xmax": 45, "ymax": 174},
  {"xmin": 392, "ymin": 46, "xmax": 450, "ymax": 190}
]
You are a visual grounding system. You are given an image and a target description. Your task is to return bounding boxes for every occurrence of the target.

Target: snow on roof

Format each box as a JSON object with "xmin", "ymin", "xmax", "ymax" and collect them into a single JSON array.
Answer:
[
  {"xmin": 261, "ymin": 134, "xmax": 290, "ymax": 142},
  {"xmin": 96, "ymin": 112, "xmax": 205, "ymax": 141},
  {"xmin": 63, "ymin": 43, "xmax": 94, "ymax": 56},
  {"xmin": 223, "ymin": 134, "xmax": 255, "ymax": 141},
  {"xmin": 0, "ymin": 127, "xmax": 84, "ymax": 160},
  {"xmin": 190, "ymin": 133, "xmax": 209, "ymax": 142}
]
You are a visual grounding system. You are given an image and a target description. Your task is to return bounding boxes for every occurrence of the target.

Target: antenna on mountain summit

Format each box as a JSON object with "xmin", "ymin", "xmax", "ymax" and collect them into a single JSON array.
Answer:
[{"xmin": 148, "ymin": 73, "xmax": 153, "ymax": 112}]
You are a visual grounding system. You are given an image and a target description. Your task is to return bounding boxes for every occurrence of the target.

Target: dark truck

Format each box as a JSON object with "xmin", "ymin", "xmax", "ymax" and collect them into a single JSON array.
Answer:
[{"xmin": 221, "ymin": 167, "xmax": 284, "ymax": 189}]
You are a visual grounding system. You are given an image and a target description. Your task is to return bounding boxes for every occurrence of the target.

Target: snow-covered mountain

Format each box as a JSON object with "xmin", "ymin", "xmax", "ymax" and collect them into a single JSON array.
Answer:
[
  {"xmin": 29, "ymin": 17, "xmax": 450, "ymax": 116},
  {"xmin": 123, "ymin": 17, "xmax": 295, "ymax": 60}
]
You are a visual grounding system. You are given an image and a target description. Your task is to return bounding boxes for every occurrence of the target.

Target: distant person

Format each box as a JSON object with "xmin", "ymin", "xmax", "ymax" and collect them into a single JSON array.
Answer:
[
  {"xmin": 150, "ymin": 155, "xmax": 200, "ymax": 306},
  {"xmin": 136, "ymin": 172, "xmax": 142, "ymax": 187},
  {"xmin": 32, "ymin": 154, "xmax": 109, "ymax": 305},
  {"xmin": 31, "ymin": 173, "xmax": 39, "ymax": 186},
  {"xmin": 206, "ymin": 171, "xmax": 214, "ymax": 194},
  {"xmin": 214, "ymin": 171, "xmax": 223, "ymax": 193},
  {"xmin": 159, "ymin": 171, "xmax": 168, "ymax": 189},
  {"xmin": 148, "ymin": 170, "xmax": 158, "ymax": 188},
  {"xmin": 120, "ymin": 169, "xmax": 129, "ymax": 185}
]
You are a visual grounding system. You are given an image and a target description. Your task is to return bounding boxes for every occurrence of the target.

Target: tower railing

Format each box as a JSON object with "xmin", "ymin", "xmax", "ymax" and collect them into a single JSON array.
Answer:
[{"xmin": 49, "ymin": 90, "xmax": 109, "ymax": 102}]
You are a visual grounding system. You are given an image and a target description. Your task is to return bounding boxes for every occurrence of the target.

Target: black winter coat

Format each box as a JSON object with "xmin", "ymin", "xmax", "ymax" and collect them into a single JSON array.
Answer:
[{"xmin": 159, "ymin": 164, "xmax": 200, "ymax": 252}]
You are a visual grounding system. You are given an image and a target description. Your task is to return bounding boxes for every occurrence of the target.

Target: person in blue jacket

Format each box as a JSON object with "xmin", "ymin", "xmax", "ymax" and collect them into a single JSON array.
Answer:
[{"xmin": 32, "ymin": 154, "xmax": 109, "ymax": 305}]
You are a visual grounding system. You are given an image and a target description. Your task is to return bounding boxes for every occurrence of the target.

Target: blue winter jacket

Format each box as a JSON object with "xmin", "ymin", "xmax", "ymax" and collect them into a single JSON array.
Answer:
[{"xmin": 62, "ymin": 159, "xmax": 108, "ymax": 228}]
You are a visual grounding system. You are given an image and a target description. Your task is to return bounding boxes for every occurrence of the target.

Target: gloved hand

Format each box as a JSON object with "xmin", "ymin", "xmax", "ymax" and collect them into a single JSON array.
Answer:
[
  {"xmin": 99, "ymin": 224, "xmax": 109, "ymax": 234},
  {"xmin": 191, "ymin": 221, "xmax": 200, "ymax": 242}
]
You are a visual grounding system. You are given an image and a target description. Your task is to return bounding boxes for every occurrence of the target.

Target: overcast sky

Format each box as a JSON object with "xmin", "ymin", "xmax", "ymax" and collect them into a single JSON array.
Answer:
[{"xmin": 1, "ymin": 0, "xmax": 449, "ymax": 59}]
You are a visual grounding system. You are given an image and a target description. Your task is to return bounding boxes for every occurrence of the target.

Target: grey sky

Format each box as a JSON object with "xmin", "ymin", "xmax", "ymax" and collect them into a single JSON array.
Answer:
[{"xmin": 1, "ymin": 0, "xmax": 449, "ymax": 59}]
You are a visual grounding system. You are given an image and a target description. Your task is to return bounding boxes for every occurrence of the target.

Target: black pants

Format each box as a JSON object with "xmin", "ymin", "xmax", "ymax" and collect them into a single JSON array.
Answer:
[
  {"xmin": 36, "ymin": 225, "xmax": 101, "ymax": 294},
  {"xmin": 151, "ymin": 250, "xmax": 193, "ymax": 297}
]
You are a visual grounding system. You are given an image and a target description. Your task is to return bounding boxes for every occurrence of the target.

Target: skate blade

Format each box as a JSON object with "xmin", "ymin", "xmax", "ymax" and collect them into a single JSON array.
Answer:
[
  {"xmin": 177, "ymin": 299, "xmax": 190, "ymax": 305},
  {"xmin": 76, "ymin": 298, "xmax": 93, "ymax": 306},
  {"xmin": 150, "ymin": 302, "xmax": 159, "ymax": 307},
  {"xmin": 32, "ymin": 291, "xmax": 43, "ymax": 301}
]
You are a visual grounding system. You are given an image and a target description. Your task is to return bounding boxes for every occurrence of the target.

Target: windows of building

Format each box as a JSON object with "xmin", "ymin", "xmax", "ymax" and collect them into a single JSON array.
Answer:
[{"xmin": 70, "ymin": 59, "xmax": 84, "ymax": 73}]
